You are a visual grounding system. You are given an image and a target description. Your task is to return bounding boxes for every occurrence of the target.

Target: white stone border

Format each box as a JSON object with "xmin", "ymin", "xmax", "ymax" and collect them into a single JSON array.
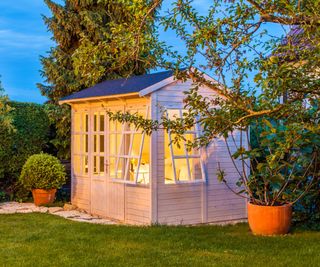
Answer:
[{"xmin": 0, "ymin": 202, "xmax": 116, "ymax": 225}]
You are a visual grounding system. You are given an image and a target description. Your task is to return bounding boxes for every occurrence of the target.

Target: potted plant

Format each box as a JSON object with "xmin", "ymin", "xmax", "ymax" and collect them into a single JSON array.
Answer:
[
  {"xmin": 19, "ymin": 153, "xmax": 67, "ymax": 206},
  {"xmin": 216, "ymin": 118, "xmax": 319, "ymax": 235},
  {"xmin": 108, "ymin": 101, "xmax": 319, "ymax": 235}
]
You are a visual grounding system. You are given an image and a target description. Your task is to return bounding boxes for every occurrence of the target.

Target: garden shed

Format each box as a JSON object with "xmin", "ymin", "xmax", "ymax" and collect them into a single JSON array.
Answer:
[{"xmin": 60, "ymin": 70, "xmax": 247, "ymax": 225}]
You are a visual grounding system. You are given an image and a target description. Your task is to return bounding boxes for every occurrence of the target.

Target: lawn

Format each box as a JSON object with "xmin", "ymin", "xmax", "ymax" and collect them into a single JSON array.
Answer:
[{"xmin": 0, "ymin": 213, "xmax": 319, "ymax": 267}]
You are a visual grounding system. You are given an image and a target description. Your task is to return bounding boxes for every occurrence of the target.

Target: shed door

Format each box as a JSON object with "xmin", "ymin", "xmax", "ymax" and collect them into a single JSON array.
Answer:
[
  {"xmin": 106, "ymin": 107, "xmax": 125, "ymax": 221},
  {"xmin": 90, "ymin": 111, "xmax": 108, "ymax": 216}
]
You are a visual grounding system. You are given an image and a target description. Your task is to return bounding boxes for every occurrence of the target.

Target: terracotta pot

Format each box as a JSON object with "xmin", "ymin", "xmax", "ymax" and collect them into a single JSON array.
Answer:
[
  {"xmin": 32, "ymin": 189, "xmax": 57, "ymax": 206},
  {"xmin": 247, "ymin": 202, "xmax": 292, "ymax": 236}
]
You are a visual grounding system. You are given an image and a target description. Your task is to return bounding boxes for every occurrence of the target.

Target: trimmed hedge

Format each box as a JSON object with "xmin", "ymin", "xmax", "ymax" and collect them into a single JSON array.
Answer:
[
  {"xmin": 0, "ymin": 102, "xmax": 50, "ymax": 190},
  {"xmin": 19, "ymin": 153, "xmax": 66, "ymax": 190}
]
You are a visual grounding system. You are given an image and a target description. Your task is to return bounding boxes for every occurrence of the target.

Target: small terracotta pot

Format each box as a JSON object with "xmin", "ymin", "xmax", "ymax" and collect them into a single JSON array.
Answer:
[
  {"xmin": 247, "ymin": 202, "xmax": 292, "ymax": 236},
  {"xmin": 32, "ymin": 189, "xmax": 57, "ymax": 206}
]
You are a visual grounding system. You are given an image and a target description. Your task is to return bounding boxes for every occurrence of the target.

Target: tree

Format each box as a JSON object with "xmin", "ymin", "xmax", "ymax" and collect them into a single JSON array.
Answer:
[
  {"xmin": 38, "ymin": 0, "xmax": 160, "ymax": 102},
  {"xmin": 38, "ymin": 0, "xmax": 160, "ymax": 159},
  {"xmin": 109, "ymin": 0, "xmax": 320, "ymax": 207},
  {"xmin": 0, "ymin": 78, "xmax": 14, "ymax": 181}
]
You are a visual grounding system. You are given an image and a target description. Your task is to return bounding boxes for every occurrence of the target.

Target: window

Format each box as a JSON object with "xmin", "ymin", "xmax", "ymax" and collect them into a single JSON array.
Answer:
[
  {"xmin": 111, "ymin": 107, "xmax": 150, "ymax": 184},
  {"xmin": 73, "ymin": 112, "xmax": 89, "ymax": 176},
  {"xmin": 93, "ymin": 112, "xmax": 105, "ymax": 176},
  {"xmin": 164, "ymin": 109, "xmax": 205, "ymax": 184}
]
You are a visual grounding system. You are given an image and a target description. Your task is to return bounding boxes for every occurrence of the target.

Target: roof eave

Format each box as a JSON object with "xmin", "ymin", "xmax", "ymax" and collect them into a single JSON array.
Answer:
[{"xmin": 59, "ymin": 92, "xmax": 140, "ymax": 105}]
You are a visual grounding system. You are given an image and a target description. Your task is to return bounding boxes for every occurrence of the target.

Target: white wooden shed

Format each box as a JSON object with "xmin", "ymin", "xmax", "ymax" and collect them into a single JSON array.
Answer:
[{"xmin": 60, "ymin": 70, "xmax": 247, "ymax": 225}]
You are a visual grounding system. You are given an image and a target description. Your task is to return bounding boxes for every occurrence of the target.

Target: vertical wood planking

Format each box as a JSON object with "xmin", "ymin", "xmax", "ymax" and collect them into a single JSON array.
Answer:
[{"xmin": 150, "ymin": 93, "xmax": 158, "ymax": 224}]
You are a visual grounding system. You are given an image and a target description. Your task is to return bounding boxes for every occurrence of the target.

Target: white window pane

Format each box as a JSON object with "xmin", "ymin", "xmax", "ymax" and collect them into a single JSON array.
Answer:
[
  {"xmin": 116, "ymin": 158, "xmax": 126, "ymax": 179},
  {"xmin": 189, "ymin": 158, "xmax": 202, "ymax": 180},
  {"xmin": 174, "ymin": 158, "xmax": 189, "ymax": 181},
  {"xmin": 109, "ymin": 134, "xmax": 116, "ymax": 155},
  {"xmin": 94, "ymin": 114, "xmax": 98, "ymax": 132},
  {"xmin": 109, "ymin": 119, "xmax": 116, "ymax": 132},
  {"xmin": 109, "ymin": 157, "xmax": 116, "ymax": 178},
  {"xmin": 127, "ymin": 158, "xmax": 135, "ymax": 182},
  {"xmin": 93, "ymin": 135, "xmax": 97, "ymax": 153},
  {"xmin": 131, "ymin": 133, "xmax": 142, "ymax": 157},
  {"xmin": 165, "ymin": 157, "xmax": 175, "ymax": 183},
  {"xmin": 100, "ymin": 156, "xmax": 105, "ymax": 174},
  {"xmin": 84, "ymin": 135, "xmax": 88, "ymax": 153},
  {"xmin": 100, "ymin": 135, "xmax": 104, "ymax": 153},
  {"xmin": 84, "ymin": 155, "xmax": 88, "ymax": 174},
  {"xmin": 83, "ymin": 114, "xmax": 89, "ymax": 132},
  {"xmin": 116, "ymin": 120, "xmax": 122, "ymax": 131},
  {"xmin": 165, "ymin": 132, "xmax": 185, "ymax": 156},
  {"xmin": 100, "ymin": 114, "xmax": 105, "ymax": 132},
  {"xmin": 93, "ymin": 156, "xmax": 98, "ymax": 175}
]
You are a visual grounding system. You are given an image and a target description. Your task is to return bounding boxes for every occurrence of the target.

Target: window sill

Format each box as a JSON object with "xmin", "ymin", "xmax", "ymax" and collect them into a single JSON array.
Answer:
[
  {"xmin": 164, "ymin": 179, "xmax": 205, "ymax": 185},
  {"xmin": 111, "ymin": 179, "xmax": 149, "ymax": 186}
]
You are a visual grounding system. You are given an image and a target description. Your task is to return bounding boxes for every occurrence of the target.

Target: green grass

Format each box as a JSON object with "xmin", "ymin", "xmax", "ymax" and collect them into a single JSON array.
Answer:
[{"xmin": 0, "ymin": 213, "xmax": 319, "ymax": 267}]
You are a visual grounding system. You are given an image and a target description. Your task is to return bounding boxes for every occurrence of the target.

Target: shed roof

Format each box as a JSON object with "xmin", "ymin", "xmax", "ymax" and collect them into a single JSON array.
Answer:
[{"xmin": 60, "ymin": 70, "xmax": 175, "ymax": 103}]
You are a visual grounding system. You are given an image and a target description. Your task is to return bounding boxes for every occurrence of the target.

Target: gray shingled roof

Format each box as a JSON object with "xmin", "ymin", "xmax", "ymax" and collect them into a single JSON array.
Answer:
[{"xmin": 60, "ymin": 70, "xmax": 175, "ymax": 102}]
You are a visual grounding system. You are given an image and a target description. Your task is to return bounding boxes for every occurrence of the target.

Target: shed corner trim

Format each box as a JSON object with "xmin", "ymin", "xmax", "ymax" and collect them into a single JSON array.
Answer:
[{"xmin": 139, "ymin": 76, "xmax": 175, "ymax": 97}]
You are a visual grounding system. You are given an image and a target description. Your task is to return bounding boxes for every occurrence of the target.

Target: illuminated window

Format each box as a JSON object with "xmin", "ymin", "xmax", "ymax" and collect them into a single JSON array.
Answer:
[
  {"xmin": 164, "ymin": 109, "xmax": 205, "ymax": 184},
  {"xmin": 111, "ymin": 107, "xmax": 150, "ymax": 184},
  {"xmin": 73, "ymin": 112, "xmax": 89, "ymax": 176},
  {"xmin": 93, "ymin": 112, "xmax": 105, "ymax": 176}
]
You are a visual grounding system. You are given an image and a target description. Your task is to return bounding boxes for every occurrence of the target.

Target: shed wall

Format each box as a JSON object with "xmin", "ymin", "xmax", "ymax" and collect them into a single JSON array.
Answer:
[
  {"xmin": 71, "ymin": 98, "xmax": 151, "ymax": 225},
  {"xmin": 152, "ymin": 80, "xmax": 247, "ymax": 225}
]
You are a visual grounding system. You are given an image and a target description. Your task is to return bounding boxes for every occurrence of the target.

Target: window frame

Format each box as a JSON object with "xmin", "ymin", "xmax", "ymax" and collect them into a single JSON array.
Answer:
[
  {"xmin": 72, "ymin": 110, "xmax": 89, "ymax": 177},
  {"xmin": 92, "ymin": 111, "xmax": 106, "ymax": 177},
  {"xmin": 165, "ymin": 109, "xmax": 206, "ymax": 184},
  {"xmin": 112, "ymin": 106, "xmax": 150, "ymax": 185}
]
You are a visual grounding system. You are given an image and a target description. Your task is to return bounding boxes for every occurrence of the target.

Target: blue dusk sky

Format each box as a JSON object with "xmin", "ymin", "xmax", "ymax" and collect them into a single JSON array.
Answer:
[{"xmin": 0, "ymin": 1, "xmax": 284, "ymax": 104}]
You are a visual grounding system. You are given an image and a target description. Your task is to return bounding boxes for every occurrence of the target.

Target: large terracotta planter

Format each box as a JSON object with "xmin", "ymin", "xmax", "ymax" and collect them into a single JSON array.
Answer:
[
  {"xmin": 32, "ymin": 189, "xmax": 57, "ymax": 206},
  {"xmin": 247, "ymin": 202, "xmax": 292, "ymax": 236}
]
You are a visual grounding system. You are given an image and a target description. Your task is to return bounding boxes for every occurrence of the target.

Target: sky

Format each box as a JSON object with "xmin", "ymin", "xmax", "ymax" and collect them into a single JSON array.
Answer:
[
  {"xmin": 0, "ymin": 1, "xmax": 284, "ymax": 104},
  {"xmin": 0, "ymin": 1, "xmax": 58, "ymax": 103}
]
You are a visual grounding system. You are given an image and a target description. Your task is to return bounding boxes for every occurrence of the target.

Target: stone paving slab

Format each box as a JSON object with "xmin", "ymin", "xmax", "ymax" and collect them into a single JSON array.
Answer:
[{"xmin": 0, "ymin": 202, "xmax": 116, "ymax": 225}]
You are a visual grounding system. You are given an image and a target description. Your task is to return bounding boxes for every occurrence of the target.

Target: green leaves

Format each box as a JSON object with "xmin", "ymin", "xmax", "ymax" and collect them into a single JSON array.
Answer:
[
  {"xmin": 19, "ymin": 153, "xmax": 66, "ymax": 190},
  {"xmin": 39, "ymin": 0, "xmax": 158, "ymax": 102}
]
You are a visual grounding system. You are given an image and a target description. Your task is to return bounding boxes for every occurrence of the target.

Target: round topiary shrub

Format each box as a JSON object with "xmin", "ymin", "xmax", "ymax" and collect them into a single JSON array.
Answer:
[{"xmin": 19, "ymin": 153, "xmax": 66, "ymax": 190}]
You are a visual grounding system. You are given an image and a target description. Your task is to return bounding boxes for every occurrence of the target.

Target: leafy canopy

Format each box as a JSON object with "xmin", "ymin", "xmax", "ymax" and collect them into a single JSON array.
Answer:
[
  {"xmin": 38, "ymin": 0, "xmax": 160, "ymax": 102},
  {"xmin": 108, "ymin": 0, "xmax": 320, "ymax": 206}
]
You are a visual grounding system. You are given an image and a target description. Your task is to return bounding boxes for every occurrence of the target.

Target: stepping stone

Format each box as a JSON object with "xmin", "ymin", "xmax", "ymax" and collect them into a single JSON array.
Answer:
[
  {"xmin": 48, "ymin": 207, "xmax": 64, "ymax": 214},
  {"xmin": 63, "ymin": 203, "xmax": 77, "ymax": 211}
]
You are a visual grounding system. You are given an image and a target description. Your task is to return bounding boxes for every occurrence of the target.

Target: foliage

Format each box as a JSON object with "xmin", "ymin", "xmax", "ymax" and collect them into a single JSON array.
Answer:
[
  {"xmin": 0, "ymin": 191, "xmax": 7, "ymax": 202},
  {"xmin": 38, "ymin": 0, "xmax": 161, "ymax": 158},
  {"xmin": 0, "ymin": 79, "xmax": 14, "ymax": 181},
  {"xmin": 19, "ymin": 153, "xmax": 66, "ymax": 190},
  {"xmin": 1, "ymin": 214, "xmax": 320, "ymax": 266},
  {"xmin": 39, "ymin": 0, "xmax": 159, "ymax": 102},
  {"xmin": 44, "ymin": 104, "xmax": 71, "ymax": 160},
  {"xmin": 107, "ymin": 0, "xmax": 320, "ymax": 209},
  {"xmin": 0, "ymin": 101, "xmax": 50, "ymax": 202}
]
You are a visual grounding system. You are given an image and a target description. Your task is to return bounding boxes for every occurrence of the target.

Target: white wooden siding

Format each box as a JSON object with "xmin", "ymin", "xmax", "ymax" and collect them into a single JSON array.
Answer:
[
  {"xmin": 71, "ymin": 98, "xmax": 151, "ymax": 225},
  {"xmin": 70, "ymin": 79, "xmax": 247, "ymax": 225},
  {"xmin": 152, "ymin": 80, "xmax": 247, "ymax": 225}
]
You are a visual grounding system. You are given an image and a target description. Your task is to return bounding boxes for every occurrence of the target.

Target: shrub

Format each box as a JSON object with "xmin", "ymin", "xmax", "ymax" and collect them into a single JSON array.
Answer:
[
  {"xmin": 44, "ymin": 104, "xmax": 71, "ymax": 160},
  {"xmin": 19, "ymin": 154, "xmax": 66, "ymax": 190},
  {"xmin": 0, "ymin": 82, "xmax": 14, "ymax": 182},
  {"xmin": 0, "ymin": 102, "xmax": 50, "ymax": 191}
]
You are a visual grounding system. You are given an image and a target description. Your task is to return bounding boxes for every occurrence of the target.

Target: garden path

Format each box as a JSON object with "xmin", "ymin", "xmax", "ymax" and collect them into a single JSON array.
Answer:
[{"xmin": 0, "ymin": 202, "xmax": 116, "ymax": 225}]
